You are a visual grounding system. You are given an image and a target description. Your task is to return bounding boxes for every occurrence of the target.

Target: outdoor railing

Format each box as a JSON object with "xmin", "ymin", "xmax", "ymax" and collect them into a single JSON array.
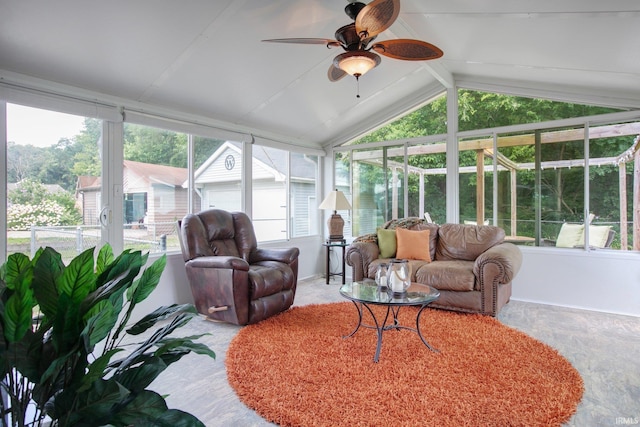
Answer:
[{"xmin": 13, "ymin": 222, "xmax": 180, "ymax": 262}]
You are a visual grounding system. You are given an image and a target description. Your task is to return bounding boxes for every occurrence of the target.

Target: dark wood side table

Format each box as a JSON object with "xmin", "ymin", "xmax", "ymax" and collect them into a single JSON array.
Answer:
[{"xmin": 322, "ymin": 239, "xmax": 347, "ymax": 285}]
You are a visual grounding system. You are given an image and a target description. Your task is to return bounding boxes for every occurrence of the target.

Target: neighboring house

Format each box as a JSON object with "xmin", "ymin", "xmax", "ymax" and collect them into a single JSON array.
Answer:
[
  {"xmin": 75, "ymin": 176, "xmax": 101, "ymax": 224},
  {"xmin": 76, "ymin": 160, "xmax": 199, "ymax": 227},
  {"xmin": 186, "ymin": 141, "xmax": 318, "ymax": 240}
]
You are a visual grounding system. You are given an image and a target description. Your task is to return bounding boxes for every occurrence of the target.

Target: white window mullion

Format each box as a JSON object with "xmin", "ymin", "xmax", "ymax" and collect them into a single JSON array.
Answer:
[
  {"xmin": 100, "ymin": 121, "xmax": 124, "ymax": 252},
  {"xmin": 403, "ymin": 143, "xmax": 409, "ymax": 216},
  {"xmin": 493, "ymin": 133, "xmax": 498, "ymax": 225},
  {"xmin": 0, "ymin": 102, "xmax": 7, "ymax": 261},
  {"xmin": 187, "ymin": 134, "xmax": 195, "ymax": 213},
  {"xmin": 243, "ymin": 140, "xmax": 252, "ymax": 217},
  {"xmin": 286, "ymin": 152, "xmax": 291, "ymax": 240},
  {"xmin": 446, "ymin": 86, "xmax": 459, "ymax": 224},
  {"xmin": 584, "ymin": 124, "xmax": 590, "ymax": 250}
]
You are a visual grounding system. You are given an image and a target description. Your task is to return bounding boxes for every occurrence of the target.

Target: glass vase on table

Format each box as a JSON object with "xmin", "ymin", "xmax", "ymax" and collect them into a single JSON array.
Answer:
[
  {"xmin": 375, "ymin": 263, "xmax": 388, "ymax": 290},
  {"xmin": 387, "ymin": 259, "xmax": 410, "ymax": 296}
]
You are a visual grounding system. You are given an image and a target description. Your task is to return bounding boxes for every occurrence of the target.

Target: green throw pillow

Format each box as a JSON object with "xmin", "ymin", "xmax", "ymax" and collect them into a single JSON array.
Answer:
[{"xmin": 377, "ymin": 228, "xmax": 397, "ymax": 258}]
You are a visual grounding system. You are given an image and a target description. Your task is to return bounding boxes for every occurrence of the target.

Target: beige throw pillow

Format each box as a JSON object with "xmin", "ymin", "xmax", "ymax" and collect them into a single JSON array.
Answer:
[
  {"xmin": 555, "ymin": 223, "xmax": 584, "ymax": 248},
  {"xmin": 578, "ymin": 225, "xmax": 611, "ymax": 248}
]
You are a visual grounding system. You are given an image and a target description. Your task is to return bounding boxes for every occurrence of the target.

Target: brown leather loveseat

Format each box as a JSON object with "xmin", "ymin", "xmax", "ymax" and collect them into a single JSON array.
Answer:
[
  {"xmin": 178, "ymin": 209, "xmax": 299, "ymax": 325},
  {"xmin": 346, "ymin": 218, "xmax": 522, "ymax": 316}
]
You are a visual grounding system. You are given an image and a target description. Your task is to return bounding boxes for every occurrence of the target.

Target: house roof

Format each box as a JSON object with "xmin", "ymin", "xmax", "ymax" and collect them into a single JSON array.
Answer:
[
  {"xmin": 1, "ymin": 1, "xmax": 639, "ymax": 152},
  {"xmin": 124, "ymin": 160, "xmax": 187, "ymax": 187},
  {"xmin": 76, "ymin": 176, "xmax": 101, "ymax": 192},
  {"xmin": 76, "ymin": 161, "xmax": 187, "ymax": 191}
]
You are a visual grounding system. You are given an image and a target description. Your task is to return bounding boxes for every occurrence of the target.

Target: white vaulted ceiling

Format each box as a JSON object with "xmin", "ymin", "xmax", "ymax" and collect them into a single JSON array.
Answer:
[{"xmin": 1, "ymin": 0, "xmax": 639, "ymax": 151}]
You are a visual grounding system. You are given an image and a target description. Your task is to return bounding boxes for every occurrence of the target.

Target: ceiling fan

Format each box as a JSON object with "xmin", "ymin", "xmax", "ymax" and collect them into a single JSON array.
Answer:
[{"xmin": 262, "ymin": 0, "xmax": 443, "ymax": 96}]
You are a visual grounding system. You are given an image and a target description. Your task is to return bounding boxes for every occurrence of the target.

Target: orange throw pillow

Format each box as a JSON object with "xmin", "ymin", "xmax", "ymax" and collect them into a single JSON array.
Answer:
[{"xmin": 395, "ymin": 228, "xmax": 432, "ymax": 262}]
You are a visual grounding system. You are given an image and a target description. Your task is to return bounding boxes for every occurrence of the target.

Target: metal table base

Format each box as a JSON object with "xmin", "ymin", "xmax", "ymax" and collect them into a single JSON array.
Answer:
[{"xmin": 343, "ymin": 300, "xmax": 439, "ymax": 363}]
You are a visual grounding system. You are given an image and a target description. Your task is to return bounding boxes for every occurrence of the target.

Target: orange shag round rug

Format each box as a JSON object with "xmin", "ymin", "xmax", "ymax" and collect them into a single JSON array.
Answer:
[{"xmin": 226, "ymin": 302, "xmax": 583, "ymax": 427}]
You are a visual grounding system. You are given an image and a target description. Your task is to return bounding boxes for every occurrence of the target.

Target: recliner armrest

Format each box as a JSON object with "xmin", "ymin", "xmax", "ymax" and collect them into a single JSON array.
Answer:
[
  {"xmin": 251, "ymin": 247, "xmax": 300, "ymax": 264},
  {"xmin": 186, "ymin": 255, "xmax": 250, "ymax": 271}
]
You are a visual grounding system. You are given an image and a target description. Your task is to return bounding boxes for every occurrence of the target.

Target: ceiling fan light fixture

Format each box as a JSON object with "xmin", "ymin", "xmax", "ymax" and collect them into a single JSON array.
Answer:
[{"xmin": 334, "ymin": 51, "xmax": 381, "ymax": 77}]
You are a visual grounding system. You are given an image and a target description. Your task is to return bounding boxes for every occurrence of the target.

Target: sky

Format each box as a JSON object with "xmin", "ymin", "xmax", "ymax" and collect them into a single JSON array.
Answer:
[{"xmin": 6, "ymin": 103, "xmax": 86, "ymax": 148}]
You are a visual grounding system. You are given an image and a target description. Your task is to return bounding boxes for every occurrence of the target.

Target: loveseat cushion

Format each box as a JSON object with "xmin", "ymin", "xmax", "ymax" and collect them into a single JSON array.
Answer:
[
  {"xmin": 414, "ymin": 260, "xmax": 476, "ymax": 292},
  {"xmin": 435, "ymin": 224, "xmax": 505, "ymax": 261}
]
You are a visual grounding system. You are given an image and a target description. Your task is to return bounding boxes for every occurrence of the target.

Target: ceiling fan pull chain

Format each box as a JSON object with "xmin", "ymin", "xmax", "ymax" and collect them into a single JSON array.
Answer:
[{"xmin": 356, "ymin": 75, "xmax": 361, "ymax": 98}]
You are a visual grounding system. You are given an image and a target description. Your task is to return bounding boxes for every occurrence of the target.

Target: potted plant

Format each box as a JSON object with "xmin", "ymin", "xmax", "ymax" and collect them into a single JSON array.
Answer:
[{"xmin": 0, "ymin": 244, "xmax": 215, "ymax": 426}]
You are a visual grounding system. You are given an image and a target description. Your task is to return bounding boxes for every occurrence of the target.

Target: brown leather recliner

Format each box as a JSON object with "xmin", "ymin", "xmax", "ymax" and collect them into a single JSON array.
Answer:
[{"xmin": 178, "ymin": 209, "xmax": 299, "ymax": 325}]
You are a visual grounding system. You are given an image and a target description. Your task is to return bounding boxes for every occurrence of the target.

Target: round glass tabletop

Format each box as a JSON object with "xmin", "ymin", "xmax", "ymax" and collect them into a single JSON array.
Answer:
[{"xmin": 340, "ymin": 281, "xmax": 440, "ymax": 306}]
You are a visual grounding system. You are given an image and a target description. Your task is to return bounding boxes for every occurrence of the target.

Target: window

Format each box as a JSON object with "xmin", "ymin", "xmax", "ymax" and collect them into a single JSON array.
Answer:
[
  {"xmin": 350, "ymin": 147, "xmax": 385, "ymax": 236},
  {"xmin": 290, "ymin": 152, "xmax": 319, "ymax": 238},
  {"xmin": 252, "ymin": 145, "xmax": 287, "ymax": 242},
  {"xmin": 124, "ymin": 192, "xmax": 147, "ymax": 225},
  {"xmin": 349, "ymin": 94, "xmax": 447, "ymax": 144},
  {"xmin": 586, "ymin": 121, "xmax": 638, "ymax": 250},
  {"xmin": 386, "ymin": 145, "xmax": 406, "ymax": 220},
  {"xmin": 495, "ymin": 130, "xmax": 536, "ymax": 239},
  {"xmin": 457, "ymin": 90, "xmax": 620, "ymax": 131},
  {"xmin": 407, "ymin": 141, "xmax": 447, "ymax": 224},
  {"xmin": 2, "ymin": 99, "xmax": 328, "ymax": 263},
  {"xmin": 6, "ymin": 104, "xmax": 100, "ymax": 262},
  {"xmin": 341, "ymin": 89, "xmax": 639, "ymax": 253},
  {"xmin": 344, "ymin": 140, "xmax": 449, "ymax": 232},
  {"xmin": 539, "ymin": 126, "xmax": 586, "ymax": 245},
  {"xmin": 459, "ymin": 135, "xmax": 494, "ymax": 225},
  {"xmin": 122, "ymin": 123, "xmax": 190, "ymax": 252},
  {"xmin": 192, "ymin": 137, "xmax": 236, "ymax": 212}
]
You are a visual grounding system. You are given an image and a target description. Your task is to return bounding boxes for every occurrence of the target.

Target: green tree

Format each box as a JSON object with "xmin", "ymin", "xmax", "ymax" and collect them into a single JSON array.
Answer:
[
  {"xmin": 6, "ymin": 142, "xmax": 49, "ymax": 183},
  {"xmin": 356, "ymin": 94, "xmax": 447, "ymax": 144},
  {"xmin": 71, "ymin": 118, "xmax": 102, "ymax": 177},
  {"xmin": 457, "ymin": 91, "xmax": 618, "ymax": 131},
  {"xmin": 39, "ymin": 137, "xmax": 86, "ymax": 191},
  {"xmin": 194, "ymin": 137, "xmax": 225, "ymax": 168},
  {"xmin": 124, "ymin": 124, "xmax": 187, "ymax": 167}
]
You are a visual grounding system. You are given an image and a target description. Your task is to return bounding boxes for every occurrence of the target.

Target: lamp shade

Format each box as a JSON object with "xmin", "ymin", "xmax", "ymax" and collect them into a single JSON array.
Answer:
[
  {"xmin": 319, "ymin": 189, "xmax": 352, "ymax": 211},
  {"xmin": 319, "ymin": 189, "xmax": 351, "ymax": 241}
]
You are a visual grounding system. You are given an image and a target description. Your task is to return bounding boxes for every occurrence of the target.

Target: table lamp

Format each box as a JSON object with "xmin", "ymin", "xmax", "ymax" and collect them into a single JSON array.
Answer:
[{"xmin": 319, "ymin": 189, "xmax": 352, "ymax": 241}]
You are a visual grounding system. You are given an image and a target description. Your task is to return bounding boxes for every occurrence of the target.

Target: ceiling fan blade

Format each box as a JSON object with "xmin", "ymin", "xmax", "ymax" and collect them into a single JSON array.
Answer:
[
  {"xmin": 355, "ymin": 0, "xmax": 400, "ymax": 39},
  {"xmin": 372, "ymin": 39, "xmax": 443, "ymax": 60},
  {"xmin": 262, "ymin": 38, "xmax": 340, "ymax": 47},
  {"xmin": 328, "ymin": 64, "xmax": 347, "ymax": 82}
]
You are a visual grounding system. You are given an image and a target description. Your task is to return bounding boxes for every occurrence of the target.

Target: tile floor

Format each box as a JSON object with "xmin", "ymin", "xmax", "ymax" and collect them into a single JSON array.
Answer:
[{"xmin": 149, "ymin": 277, "xmax": 640, "ymax": 427}]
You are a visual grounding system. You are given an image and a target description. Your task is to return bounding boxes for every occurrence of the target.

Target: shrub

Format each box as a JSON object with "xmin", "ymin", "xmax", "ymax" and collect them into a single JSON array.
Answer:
[
  {"xmin": 8, "ymin": 179, "xmax": 82, "ymax": 230},
  {"xmin": 7, "ymin": 201, "xmax": 67, "ymax": 230}
]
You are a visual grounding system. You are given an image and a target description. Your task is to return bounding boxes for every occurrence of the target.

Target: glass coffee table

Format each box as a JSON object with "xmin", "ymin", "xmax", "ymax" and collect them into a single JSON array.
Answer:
[{"xmin": 339, "ymin": 281, "xmax": 440, "ymax": 363}]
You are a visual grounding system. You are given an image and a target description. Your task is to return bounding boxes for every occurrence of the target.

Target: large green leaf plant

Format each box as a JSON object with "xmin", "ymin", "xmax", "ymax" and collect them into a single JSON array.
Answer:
[{"xmin": 0, "ymin": 245, "xmax": 215, "ymax": 427}]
